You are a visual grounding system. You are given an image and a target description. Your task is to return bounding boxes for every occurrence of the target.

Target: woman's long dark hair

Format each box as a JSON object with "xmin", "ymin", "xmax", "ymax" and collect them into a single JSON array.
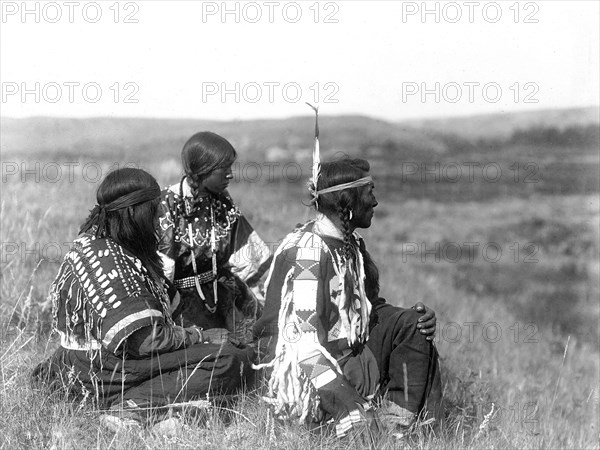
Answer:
[
  {"xmin": 80, "ymin": 168, "xmax": 164, "ymax": 282},
  {"xmin": 181, "ymin": 131, "xmax": 237, "ymax": 206},
  {"xmin": 314, "ymin": 158, "xmax": 380, "ymax": 301}
]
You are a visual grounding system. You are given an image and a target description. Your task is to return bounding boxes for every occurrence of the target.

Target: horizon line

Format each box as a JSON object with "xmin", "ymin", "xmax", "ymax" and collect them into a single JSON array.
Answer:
[{"xmin": 1, "ymin": 105, "xmax": 598, "ymax": 125}]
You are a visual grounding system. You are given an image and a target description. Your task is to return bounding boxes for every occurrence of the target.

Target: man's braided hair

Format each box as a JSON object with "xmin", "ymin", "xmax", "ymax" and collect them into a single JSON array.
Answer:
[{"xmin": 314, "ymin": 158, "xmax": 380, "ymax": 303}]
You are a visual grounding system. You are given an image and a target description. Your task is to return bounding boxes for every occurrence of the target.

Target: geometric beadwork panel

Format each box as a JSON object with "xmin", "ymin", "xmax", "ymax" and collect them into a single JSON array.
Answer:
[{"xmin": 294, "ymin": 259, "xmax": 319, "ymax": 280}]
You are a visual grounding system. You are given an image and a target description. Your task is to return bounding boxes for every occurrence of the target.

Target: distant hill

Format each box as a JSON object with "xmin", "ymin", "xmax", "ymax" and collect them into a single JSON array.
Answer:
[
  {"xmin": 0, "ymin": 115, "xmax": 447, "ymax": 162},
  {"xmin": 1, "ymin": 106, "xmax": 598, "ymax": 167},
  {"xmin": 1, "ymin": 107, "xmax": 598, "ymax": 200}
]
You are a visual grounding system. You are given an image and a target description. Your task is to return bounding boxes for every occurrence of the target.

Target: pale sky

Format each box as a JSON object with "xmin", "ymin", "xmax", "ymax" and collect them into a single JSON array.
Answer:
[{"xmin": 1, "ymin": 0, "xmax": 598, "ymax": 121}]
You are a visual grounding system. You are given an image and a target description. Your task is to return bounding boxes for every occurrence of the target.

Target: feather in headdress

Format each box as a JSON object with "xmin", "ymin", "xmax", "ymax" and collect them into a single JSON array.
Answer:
[{"xmin": 306, "ymin": 102, "xmax": 320, "ymax": 205}]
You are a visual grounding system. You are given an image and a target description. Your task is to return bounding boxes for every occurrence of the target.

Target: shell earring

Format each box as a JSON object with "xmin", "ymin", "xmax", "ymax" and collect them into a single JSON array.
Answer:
[{"xmin": 349, "ymin": 210, "xmax": 353, "ymax": 221}]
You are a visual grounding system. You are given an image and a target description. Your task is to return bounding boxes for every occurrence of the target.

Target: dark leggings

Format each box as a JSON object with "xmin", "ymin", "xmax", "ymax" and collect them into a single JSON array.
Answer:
[{"xmin": 367, "ymin": 303, "xmax": 443, "ymax": 421}]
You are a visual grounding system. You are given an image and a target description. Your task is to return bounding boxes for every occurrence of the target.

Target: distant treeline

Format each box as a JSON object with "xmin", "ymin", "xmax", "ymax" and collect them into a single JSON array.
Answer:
[
  {"xmin": 315, "ymin": 124, "xmax": 600, "ymax": 202},
  {"xmin": 493, "ymin": 124, "xmax": 600, "ymax": 148},
  {"xmin": 437, "ymin": 124, "xmax": 600, "ymax": 155},
  {"xmin": 3, "ymin": 116, "xmax": 598, "ymax": 202},
  {"xmin": 357, "ymin": 124, "xmax": 600, "ymax": 159}
]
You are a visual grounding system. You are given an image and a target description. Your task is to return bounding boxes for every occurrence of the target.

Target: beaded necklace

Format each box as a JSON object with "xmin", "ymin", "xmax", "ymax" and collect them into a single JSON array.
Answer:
[{"xmin": 177, "ymin": 176, "xmax": 239, "ymax": 313}]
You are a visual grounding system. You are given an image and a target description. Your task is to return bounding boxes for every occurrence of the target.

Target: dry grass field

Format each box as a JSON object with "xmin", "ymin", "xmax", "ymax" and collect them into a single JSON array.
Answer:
[{"xmin": 1, "ymin": 112, "xmax": 599, "ymax": 449}]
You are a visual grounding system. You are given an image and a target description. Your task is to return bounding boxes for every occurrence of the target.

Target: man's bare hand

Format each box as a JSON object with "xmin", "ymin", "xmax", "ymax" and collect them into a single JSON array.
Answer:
[{"xmin": 413, "ymin": 302, "xmax": 436, "ymax": 341}]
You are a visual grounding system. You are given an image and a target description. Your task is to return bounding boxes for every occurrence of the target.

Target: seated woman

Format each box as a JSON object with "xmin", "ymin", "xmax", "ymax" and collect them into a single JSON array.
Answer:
[
  {"xmin": 254, "ymin": 158, "xmax": 443, "ymax": 440},
  {"xmin": 156, "ymin": 132, "xmax": 272, "ymax": 344},
  {"xmin": 32, "ymin": 168, "xmax": 255, "ymax": 429}
]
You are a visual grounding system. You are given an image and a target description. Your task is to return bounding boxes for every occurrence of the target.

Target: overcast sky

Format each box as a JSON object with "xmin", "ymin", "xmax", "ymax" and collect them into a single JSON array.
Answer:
[{"xmin": 1, "ymin": 0, "xmax": 598, "ymax": 121}]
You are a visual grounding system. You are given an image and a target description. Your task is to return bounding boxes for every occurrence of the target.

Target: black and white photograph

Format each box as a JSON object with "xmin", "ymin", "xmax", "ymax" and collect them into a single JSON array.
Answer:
[{"xmin": 1, "ymin": 1, "xmax": 599, "ymax": 448}]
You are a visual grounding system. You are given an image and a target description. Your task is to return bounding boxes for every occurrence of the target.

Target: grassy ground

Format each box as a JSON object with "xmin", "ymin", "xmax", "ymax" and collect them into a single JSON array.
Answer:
[{"xmin": 1, "ymin": 159, "xmax": 599, "ymax": 449}]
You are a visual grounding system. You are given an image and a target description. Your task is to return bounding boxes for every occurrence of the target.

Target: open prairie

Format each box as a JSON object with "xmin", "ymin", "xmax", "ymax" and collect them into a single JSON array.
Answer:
[{"xmin": 1, "ymin": 110, "xmax": 599, "ymax": 449}]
